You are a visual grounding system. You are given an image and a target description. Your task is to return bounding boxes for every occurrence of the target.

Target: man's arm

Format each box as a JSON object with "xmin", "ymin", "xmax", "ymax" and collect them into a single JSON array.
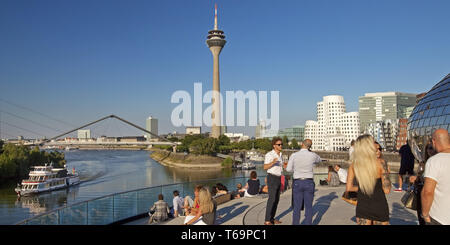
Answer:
[
  {"xmin": 286, "ymin": 154, "xmax": 294, "ymax": 172},
  {"xmin": 264, "ymin": 153, "xmax": 278, "ymax": 170},
  {"xmin": 315, "ymin": 154, "xmax": 322, "ymax": 164},
  {"xmin": 421, "ymin": 177, "xmax": 437, "ymax": 223}
]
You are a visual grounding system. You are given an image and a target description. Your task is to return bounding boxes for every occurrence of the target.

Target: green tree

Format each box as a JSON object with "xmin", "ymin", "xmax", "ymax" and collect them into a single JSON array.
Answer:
[
  {"xmin": 255, "ymin": 138, "xmax": 272, "ymax": 152},
  {"xmin": 221, "ymin": 157, "xmax": 233, "ymax": 168},
  {"xmin": 291, "ymin": 139, "xmax": 300, "ymax": 149},
  {"xmin": 180, "ymin": 134, "xmax": 205, "ymax": 153},
  {"xmin": 282, "ymin": 136, "xmax": 289, "ymax": 149},
  {"xmin": 218, "ymin": 135, "xmax": 231, "ymax": 146},
  {"xmin": 168, "ymin": 137, "xmax": 180, "ymax": 142},
  {"xmin": 189, "ymin": 138, "xmax": 219, "ymax": 155},
  {"xmin": 0, "ymin": 143, "xmax": 68, "ymax": 183}
]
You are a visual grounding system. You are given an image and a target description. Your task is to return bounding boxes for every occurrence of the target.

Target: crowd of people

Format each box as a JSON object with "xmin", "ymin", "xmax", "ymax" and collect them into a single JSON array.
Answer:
[
  {"xmin": 147, "ymin": 170, "xmax": 269, "ymax": 225},
  {"xmin": 148, "ymin": 128, "xmax": 449, "ymax": 226},
  {"xmin": 264, "ymin": 128, "xmax": 449, "ymax": 225}
]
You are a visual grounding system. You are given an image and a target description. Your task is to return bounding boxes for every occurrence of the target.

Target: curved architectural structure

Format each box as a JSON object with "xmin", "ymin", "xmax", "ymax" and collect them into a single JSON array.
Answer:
[
  {"xmin": 305, "ymin": 95, "xmax": 360, "ymax": 151},
  {"xmin": 407, "ymin": 74, "xmax": 450, "ymax": 162}
]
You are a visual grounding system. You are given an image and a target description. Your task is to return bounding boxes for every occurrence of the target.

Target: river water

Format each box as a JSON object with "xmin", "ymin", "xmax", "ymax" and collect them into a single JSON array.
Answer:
[{"xmin": 0, "ymin": 150, "xmax": 270, "ymax": 225}]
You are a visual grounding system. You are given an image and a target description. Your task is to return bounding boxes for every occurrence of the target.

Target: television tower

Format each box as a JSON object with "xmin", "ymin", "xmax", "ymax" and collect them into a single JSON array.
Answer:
[{"xmin": 206, "ymin": 3, "xmax": 226, "ymax": 138}]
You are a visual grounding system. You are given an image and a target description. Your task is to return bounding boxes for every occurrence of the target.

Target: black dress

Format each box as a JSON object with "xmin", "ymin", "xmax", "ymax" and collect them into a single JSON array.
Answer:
[{"xmin": 355, "ymin": 178, "xmax": 389, "ymax": 222}]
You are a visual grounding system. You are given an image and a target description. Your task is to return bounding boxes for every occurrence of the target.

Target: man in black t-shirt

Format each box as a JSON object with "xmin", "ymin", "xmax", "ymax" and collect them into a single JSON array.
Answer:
[{"xmin": 396, "ymin": 142, "xmax": 415, "ymax": 192}]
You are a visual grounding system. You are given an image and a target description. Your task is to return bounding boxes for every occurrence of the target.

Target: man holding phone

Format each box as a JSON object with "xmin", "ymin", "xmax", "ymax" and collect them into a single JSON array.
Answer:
[{"xmin": 263, "ymin": 137, "xmax": 287, "ymax": 225}]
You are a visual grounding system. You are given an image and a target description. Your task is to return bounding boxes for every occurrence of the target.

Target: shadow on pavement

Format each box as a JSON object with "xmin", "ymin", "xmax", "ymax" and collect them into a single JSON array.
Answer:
[
  {"xmin": 216, "ymin": 202, "xmax": 249, "ymax": 224},
  {"xmin": 312, "ymin": 191, "xmax": 338, "ymax": 225}
]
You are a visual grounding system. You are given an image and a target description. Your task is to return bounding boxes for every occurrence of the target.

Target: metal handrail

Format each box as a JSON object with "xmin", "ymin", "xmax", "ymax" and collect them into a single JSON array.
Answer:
[{"xmin": 15, "ymin": 175, "xmax": 266, "ymax": 225}]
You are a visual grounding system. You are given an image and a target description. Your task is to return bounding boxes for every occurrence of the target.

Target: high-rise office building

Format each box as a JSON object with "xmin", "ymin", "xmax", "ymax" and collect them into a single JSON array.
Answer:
[
  {"xmin": 255, "ymin": 120, "xmax": 266, "ymax": 139},
  {"xmin": 145, "ymin": 116, "xmax": 158, "ymax": 140},
  {"xmin": 77, "ymin": 129, "xmax": 91, "ymax": 139},
  {"xmin": 359, "ymin": 92, "xmax": 417, "ymax": 134},
  {"xmin": 278, "ymin": 125, "xmax": 305, "ymax": 142},
  {"xmin": 305, "ymin": 95, "xmax": 360, "ymax": 151}
]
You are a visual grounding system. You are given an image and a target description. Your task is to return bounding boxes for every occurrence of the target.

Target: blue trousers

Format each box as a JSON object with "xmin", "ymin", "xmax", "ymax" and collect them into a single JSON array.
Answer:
[{"xmin": 292, "ymin": 179, "xmax": 315, "ymax": 225}]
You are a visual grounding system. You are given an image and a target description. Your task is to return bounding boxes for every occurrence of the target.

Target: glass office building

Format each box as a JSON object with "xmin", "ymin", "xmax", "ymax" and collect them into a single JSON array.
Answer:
[{"xmin": 408, "ymin": 74, "xmax": 450, "ymax": 162}]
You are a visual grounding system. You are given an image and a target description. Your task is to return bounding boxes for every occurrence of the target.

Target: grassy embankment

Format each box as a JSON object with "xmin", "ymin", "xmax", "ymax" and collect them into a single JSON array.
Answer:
[{"xmin": 150, "ymin": 149, "xmax": 225, "ymax": 170}]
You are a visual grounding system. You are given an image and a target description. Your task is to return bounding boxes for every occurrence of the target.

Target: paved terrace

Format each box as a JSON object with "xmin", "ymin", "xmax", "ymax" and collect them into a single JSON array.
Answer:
[{"xmin": 125, "ymin": 186, "xmax": 418, "ymax": 225}]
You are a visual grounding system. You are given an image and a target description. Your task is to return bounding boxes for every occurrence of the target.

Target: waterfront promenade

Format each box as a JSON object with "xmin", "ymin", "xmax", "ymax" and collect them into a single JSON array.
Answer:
[{"xmin": 126, "ymin": 185, "xmax": 418, "ymax": 225}]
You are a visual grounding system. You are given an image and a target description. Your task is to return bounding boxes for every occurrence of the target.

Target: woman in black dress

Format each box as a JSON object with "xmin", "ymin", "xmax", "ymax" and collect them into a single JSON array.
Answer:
[{"xmin": 346, "ymin": 135, "xmax": 391, "ymax": 225}]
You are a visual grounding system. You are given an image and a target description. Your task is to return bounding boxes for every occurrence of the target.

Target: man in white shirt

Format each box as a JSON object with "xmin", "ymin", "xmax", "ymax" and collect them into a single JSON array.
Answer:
[
  {"xmin": 348, "ymin": 140, "xmax": 355, "ymax": 160},
  {"xmin": 263, "ymin": 137, "xmax": 286, "ymax": 225},
  {"xmin": 334, "ymin": 164, "xmax": 347, "ymax": 184},
  {"xmin": 286, "ymin": 139, "xmax": 321, "ymax": 225},
  {"xmin": 172, "ymin": 190, "xmax": 184, "ymax": 217},
  {"xmin": 421, "ymin": 128, "xmax": 450, "ymax": 225}
]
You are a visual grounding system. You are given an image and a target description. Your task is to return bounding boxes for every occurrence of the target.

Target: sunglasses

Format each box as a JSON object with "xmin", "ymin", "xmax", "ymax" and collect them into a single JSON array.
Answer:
[{"xmin": 275, "ymin": 144, "xmax": 283, "ymax": 146}]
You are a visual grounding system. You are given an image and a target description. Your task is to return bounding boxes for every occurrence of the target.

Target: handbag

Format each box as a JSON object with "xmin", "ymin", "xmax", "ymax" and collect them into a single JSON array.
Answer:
[
  {"xmin": 342, "ymin": 191, "xmax": 357, "ymax": 206},
  {"xmin": 401, "ymin": 188, "xmax": 418, "ymax": 210}
]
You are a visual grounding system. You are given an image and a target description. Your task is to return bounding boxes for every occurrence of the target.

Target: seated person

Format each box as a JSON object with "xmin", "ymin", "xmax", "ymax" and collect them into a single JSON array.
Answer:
[
  {"xmin": 320, "ymin": 166, "xmax": 340, "ymax": 187},
  {"xmin": 231, "ymin": 183, "xmax": 246, "ymax": 199},
  {"xmin": 184, "ymin": 187, "xmax": 217, "ymax": 225},
  {"xmin": 215, "ymin": 183, "xmax": 228, "ymax": 195},
  {"xmin": 184, "ymin": 185, "xmax": 202, "ymax": 216},
  {"xmin": 172, "ymin": 190, "xmax": 184, "ymax": 217},
  {"xmin": 244, "ymin": 171, "xmax": 260, "ymax": 197},
  {"xmin": 334, "ymin": 164, "xmax": 348, "ymax": 184},
  {"xmin": 148, "ymin": 194, "xmax": 170, "ymax": 223}
]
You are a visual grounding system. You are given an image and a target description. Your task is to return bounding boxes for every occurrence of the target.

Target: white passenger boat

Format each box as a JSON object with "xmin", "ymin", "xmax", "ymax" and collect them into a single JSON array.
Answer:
[
  {"xmin": 242, "ymin": 161, "xmax": 256, "ymax": 170},
  {"xmin": 15, "ymin": 164, "xmax": 80, "ymax": 196}
]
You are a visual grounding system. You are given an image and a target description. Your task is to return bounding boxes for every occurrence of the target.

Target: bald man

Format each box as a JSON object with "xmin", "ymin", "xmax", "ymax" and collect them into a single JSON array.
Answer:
[
  {"xmin": 286, "ymin": 139, "xmax": 321, "ymax": 225},
  {"xmin": 421, "ymin": 128, "xmax": 450, "ymax": 225}
]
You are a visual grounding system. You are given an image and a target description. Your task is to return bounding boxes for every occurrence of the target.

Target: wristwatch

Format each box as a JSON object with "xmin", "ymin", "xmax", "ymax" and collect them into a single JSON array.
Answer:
[{"xmin": 420, "ymin": 213, "xmax": 430, "ymax": 219}]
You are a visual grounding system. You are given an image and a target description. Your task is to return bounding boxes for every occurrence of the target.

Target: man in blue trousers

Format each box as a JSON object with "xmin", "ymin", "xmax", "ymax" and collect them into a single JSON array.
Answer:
[{"xmin": 286, "ymin": 139, "xmax": 321, "ymax": 225}]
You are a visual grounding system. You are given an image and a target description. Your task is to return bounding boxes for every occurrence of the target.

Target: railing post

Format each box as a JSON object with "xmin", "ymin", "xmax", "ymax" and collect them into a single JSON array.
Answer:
[
  {"xmin": 86, "ymin": 202, "xmax": 89, "ymax": 225},
  {"xmin": 112, "ymin": 195, "xmax": 115, "ymax": 224}
]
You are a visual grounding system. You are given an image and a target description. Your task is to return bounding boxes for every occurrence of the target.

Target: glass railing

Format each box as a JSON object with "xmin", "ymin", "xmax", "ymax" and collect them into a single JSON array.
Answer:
[
  {"xmin": 16, "ymin": 173, "xmax": 343, "ymax": 225},
  {"xmin": 16, "ymin": 175, "xmax": 269, "ymax": 225}
]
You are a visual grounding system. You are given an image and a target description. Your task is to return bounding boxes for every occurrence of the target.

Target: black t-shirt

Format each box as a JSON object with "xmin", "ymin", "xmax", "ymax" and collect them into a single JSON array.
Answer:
[
  {"xmin": 399, "ymin": 144, "xmax": 415, "ymax": 167},
  {"xmin": 247, "ymin": 179, "xmax": 260, "ymax": 195}
]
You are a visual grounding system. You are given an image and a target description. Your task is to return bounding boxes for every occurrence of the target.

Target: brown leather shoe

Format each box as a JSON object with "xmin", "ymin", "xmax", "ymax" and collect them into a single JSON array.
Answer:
[
  {"xmin": 273, "ymin": 219, "xmax": 282, "ymax": 224},
  {"xmin": 264, "ymin": 221, "xmax": 273, "ymax": 225}
]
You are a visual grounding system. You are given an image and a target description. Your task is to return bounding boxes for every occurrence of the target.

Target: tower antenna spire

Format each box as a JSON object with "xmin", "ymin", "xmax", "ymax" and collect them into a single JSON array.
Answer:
[{"xmin": 214, "ymin": 3, "xmax": 218, "ymax": 30}]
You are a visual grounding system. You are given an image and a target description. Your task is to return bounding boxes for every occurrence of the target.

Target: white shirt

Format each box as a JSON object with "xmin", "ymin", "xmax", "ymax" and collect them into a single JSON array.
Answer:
[
  {"xmin": 173, "ymin": 196, "xmax": 184, "ymax": 213},
  {"xmin": 423, "ymin": 152, "xmax": 450, "ymax": 225},
  {"xmin": 264, "ymin": 150, "xmax": 283, "ymax": 176},
  {"xmin": 337, "ymin": 168, "xmax": 348, "ymax": 183},
  {"xmin": 286, "ymin": 149, "xmax": 321, "ymax": 179}
]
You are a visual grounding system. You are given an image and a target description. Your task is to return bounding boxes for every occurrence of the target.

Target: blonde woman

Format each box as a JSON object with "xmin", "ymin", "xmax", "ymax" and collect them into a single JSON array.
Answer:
[
  {"xmin": 184, "ymin": 187, "xmax": 217, "ymax": 225},
  {"xmin": 346, "ymin": 135, "xmax": 391, "ymax": 225}
]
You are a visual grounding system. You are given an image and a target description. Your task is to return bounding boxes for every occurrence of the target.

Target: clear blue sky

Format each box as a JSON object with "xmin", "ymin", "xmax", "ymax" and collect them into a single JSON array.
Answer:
[{"xmin": 1, "ymin": 0, "xmax": 449, "ymax": 138}]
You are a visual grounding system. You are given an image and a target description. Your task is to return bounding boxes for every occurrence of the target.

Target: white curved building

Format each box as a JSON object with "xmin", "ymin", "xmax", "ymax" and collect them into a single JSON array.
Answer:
[{"xmin": 305, "ymin": 95, "xmax": 360, "ymax": 151}]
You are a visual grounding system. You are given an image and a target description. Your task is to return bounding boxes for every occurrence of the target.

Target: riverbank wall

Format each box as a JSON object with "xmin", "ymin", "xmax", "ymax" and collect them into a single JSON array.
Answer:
[{"xmin": 150, "ymin": 149, "xmax": 223, "ymax": 170}]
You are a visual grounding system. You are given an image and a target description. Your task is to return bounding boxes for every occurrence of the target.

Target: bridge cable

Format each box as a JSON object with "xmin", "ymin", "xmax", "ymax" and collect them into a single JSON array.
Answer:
[
  {"xmin": 0, "ymin": 110, "xmax": 65, "ymax": 134},
  {"xmin": 0, "ymin": 120, "xmax": 46, "ymax": 138},
  {"xmin": 0, "ymin": 98, "xmax": 77, "ymax": 128}
]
